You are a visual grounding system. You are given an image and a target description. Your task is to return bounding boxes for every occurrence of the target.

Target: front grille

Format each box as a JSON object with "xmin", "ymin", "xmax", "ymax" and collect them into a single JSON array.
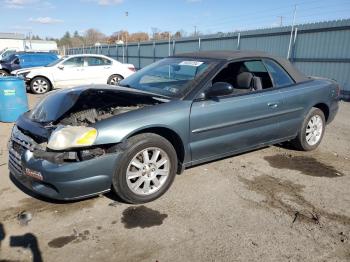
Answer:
[
  {"xmin": 9, "ymin": 125, "xmax": 36, "ymax": 174},
  {"xmin": 8, "ymin": 146, "xmax": 23, "ymax": 174}
]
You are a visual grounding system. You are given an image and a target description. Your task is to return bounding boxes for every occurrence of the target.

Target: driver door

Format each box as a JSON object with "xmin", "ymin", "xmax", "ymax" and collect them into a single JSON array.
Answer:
[{"xmin": 52, "ymin": 57, "xmax": 86, "ymax": 88}]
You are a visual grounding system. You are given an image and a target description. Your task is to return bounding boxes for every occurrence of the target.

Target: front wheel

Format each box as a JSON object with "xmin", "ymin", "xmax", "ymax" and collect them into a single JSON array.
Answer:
[
  {"xmin": 107, "ymin": 74, "xmax": 124, "ymax": 86},
  {"xmin": 291, "ymin": 107, "xmax": 326, "ymax": 151},
  {"xmin": 30, "ymin": 77, "xmax": 51, "ymax": 94},
  {"xmin": 112, "ymin": 133, "xmax": 177, "ymax": 204},
  {"xmin": 0, "ymin": 70, "xmax": 9, "ymax": 76}
]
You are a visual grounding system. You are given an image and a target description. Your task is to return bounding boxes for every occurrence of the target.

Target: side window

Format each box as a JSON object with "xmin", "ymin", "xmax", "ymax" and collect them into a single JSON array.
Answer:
[
  {"xmin": 212, "ymin": 60, "xmax": 274, "ymax": 95},
  {"xmin": 86, "ymin": 57, "xmax": 111, "ymax": 66},
  {"xmin": 63, "ymin": 57, "xmax": 84, "ymax": 67},
  {"xmin": 13, "ymin": 57, "xmax": 20, "ymax": 65},
  {"xmin": 243, "ymin": 60, "xmax": 273, "ymax": 89},
  {"xmin": 263, "ymin": 59, "xmax": 294, "ymax": 87}
]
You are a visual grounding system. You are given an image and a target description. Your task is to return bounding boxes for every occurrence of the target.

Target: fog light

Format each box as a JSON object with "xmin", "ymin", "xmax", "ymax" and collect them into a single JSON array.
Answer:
[{"xmin": 25, "ymin": 168, "xmax": 43, "ymax": 181}]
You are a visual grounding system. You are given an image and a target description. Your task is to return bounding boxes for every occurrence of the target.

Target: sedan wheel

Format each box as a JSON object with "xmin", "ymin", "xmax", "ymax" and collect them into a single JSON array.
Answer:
[
  {"xmin": 112, "ymin": 133, "xmax": 177, "ymax": 204},
  {"xmin": 108, "ymin": 74, "xmax": 123, "ymax": 86},
  {"xmin": 0, "ymin": 70, "xmax": 9, "ymax": 77},
  {"xmin": 305, "ymin": 115, "xmax": 323, "ymax": 146},
  {"xmin": 30, "ymin": 77, "xmax": 51, "ymax": 94},
  {"xmin": 126, "ymin": 147, "xmax": 170, "ymax": 196},
  {"xmin": 291, "ymin": 107, "xmax": 325, "ymax": 151}
]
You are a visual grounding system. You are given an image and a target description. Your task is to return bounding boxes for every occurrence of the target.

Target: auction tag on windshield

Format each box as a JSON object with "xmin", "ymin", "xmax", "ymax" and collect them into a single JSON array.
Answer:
[{"xmin": 179, "ymin": 61, "xmax": 204, "ymax": 67}]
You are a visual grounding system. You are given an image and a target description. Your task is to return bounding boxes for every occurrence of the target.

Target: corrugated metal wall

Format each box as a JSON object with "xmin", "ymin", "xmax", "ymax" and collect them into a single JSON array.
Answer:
[{"xmin": 67, "ymin": 19, "xmax": 350, "ymax": 91}]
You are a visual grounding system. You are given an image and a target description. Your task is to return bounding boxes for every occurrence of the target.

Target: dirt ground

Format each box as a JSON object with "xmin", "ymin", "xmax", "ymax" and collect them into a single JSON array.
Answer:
[{"xmin": 0, "ymin": 94, "xmax": 349, "ymax": 262}]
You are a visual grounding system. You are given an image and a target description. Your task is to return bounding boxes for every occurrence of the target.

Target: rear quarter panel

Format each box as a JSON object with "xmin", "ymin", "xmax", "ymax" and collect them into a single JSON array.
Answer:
[{"xmin": 278, "ymin": 78, "xmax": 339, "ymax": 137}]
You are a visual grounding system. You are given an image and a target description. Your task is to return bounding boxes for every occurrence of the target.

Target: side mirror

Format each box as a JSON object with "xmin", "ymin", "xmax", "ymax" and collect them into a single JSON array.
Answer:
[
  {"xmin": 13, "ymin": 59, "xmax": 20, "ymax": 65},
  {"xmin": 206, "ymin": 82, "xmax": 234, "ymax": 98},
  {"xmin": 58, "ymin": 64, "xmax": 64, "ymax": 70}
]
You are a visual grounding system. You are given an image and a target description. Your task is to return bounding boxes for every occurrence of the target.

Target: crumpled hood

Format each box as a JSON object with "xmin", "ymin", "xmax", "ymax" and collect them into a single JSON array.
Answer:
[{"xmin": 28, "ymin": 85, "xmax": 170, "ymax": 123}]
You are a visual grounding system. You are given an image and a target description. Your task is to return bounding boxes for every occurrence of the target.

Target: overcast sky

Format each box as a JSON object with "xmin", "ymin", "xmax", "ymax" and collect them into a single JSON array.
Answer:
[{"xmin": 0, "ymin": 0, "xmax": 349, "ymax": 38}]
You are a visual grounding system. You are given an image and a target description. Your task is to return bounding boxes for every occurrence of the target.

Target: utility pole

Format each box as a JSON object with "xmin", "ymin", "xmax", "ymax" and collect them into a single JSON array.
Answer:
[{"xmin": 194, "ymin": 26, "xmax": 197, "ymax": 36}]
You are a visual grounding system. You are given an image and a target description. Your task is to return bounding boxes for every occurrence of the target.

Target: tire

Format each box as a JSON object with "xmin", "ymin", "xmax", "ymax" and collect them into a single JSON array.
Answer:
[
  {"xmin": 30, "ymin": 77, "xmax": 51, "ymax": 94},
  {"xmin": 112, "ymin": 133, "xmax": 178, "ymax": 204},
  {"xmin": 107, "ymin": 74, "xmax": 123, "ymax": 86},
  {"xmin": 0, "ymin": 70, "xmax": 9, "ymax": 77},
  {"xmin": 291, "ymin": 107, "xmax": 326, "ymax": 151}
]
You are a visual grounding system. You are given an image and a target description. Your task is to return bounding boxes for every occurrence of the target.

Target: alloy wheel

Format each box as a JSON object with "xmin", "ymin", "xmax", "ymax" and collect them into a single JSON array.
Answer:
[
  {"xmin": 305, "ymin": 115, "xmax": 323, "ymax": 146},
  {"xmin": 109, "ymin": 75, "xmax": 122, "ymax": 85},
  {"xmin": 32, "ymin": 79, "xmax": 49, "ymax": 94},
  {"xmin": 126, "ymin": 147, "xmax": 170, "ymax": 196}
]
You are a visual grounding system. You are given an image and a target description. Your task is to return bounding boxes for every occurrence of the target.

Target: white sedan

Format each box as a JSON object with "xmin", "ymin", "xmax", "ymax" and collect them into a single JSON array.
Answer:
[{"xmin": 12, "ymin": 54, "xmax": 136, "ymax": 94}]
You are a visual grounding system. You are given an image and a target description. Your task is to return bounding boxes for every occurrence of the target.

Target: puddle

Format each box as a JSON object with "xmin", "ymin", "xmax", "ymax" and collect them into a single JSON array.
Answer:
[
  {"xmin": 264, "ymin": 155, "xmax": 343, "ymax": 178},
  {"xmin": 0, "ymin": 197, "xmax": 98, "ymax": 222},
  {"xmin": 121, "ymin": 206, "xmax": 168, "ymax": 229},
  {"xmin": 239, "ymin": 175, "xmax": 350, "ymax": 226},
  {"xmin": 48, "ymin": 230, "xmax": 90, "ymax": 248}
]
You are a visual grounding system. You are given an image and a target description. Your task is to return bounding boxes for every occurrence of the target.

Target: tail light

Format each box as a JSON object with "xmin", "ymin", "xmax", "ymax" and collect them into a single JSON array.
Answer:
[
  {"xmin": 128, "ymin": 66, "xmax": 136, "ymax": 72},
  {"xmin": 336, "ymin": 85, "xmax": 341, "ymax": 97}
]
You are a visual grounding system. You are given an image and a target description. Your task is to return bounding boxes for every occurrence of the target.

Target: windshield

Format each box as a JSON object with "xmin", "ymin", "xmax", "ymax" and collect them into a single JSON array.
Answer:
[
  {"xmin": 119, "ymin": 58, "xmax": 213, "ymax": 98},
  {"xmin": 46, "ymin": 56, "xmax": 66, "ymax": 67},
  {"xmin": 1, "ymin": 54, "xmax": 16, "ymax": 63}
]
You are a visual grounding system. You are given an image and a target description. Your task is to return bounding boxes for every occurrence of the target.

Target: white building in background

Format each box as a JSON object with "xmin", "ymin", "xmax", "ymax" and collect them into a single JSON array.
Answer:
[{"xmin": 0, "ymin": 32, "xmax": 58, "ymax": 60}]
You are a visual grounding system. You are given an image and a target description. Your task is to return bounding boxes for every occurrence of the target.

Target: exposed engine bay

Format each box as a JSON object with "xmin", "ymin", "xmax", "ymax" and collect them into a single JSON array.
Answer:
[
  {"xmin": 14, "ymin": 87, "xmax": 168, "ymax": 163},
  {"xmin": 59, "ymin": 105, "xmax": 145, "ymax": 126},
  {"xmin": 29, "ymin": 87, "xmax": 165, "ymax": 126}
]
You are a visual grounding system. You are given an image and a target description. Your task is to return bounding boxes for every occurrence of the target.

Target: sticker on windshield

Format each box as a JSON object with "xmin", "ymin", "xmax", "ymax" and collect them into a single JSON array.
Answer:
[{"xmin": 179, "ymin": 61, "xmax": 204, "ymax": 67}]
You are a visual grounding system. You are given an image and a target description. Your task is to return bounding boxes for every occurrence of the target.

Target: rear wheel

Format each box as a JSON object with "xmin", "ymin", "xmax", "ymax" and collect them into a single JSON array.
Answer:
[
  {"xmin": 112, "ymin": 133, "xmax": 177, "ymax": 204},
  {"xmin": 30, "ymin": 77, "xmax": 51, "ymax": 94},
  {"xmin": 291, "ymin": 107, "xmax": 325, "ymax": 151},
  {"xmin": 107, "ymin": 74, "xmax": 123, "ymax": 86},
  {"xmin": 0, "ymin": 70, "xmax": 9, "ymax": 77}
]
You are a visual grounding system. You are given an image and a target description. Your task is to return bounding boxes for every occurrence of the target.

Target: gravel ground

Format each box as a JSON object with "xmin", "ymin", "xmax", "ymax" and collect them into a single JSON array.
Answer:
[{"xmin": 0, "ymin": 94, "xmax": 349, "ymax": 262}]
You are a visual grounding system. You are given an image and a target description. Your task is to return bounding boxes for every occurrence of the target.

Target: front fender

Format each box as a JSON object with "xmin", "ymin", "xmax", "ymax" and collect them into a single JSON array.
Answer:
[{"xmin": 93, "ymin": 100, "xmax": 192, "ymax": 146}]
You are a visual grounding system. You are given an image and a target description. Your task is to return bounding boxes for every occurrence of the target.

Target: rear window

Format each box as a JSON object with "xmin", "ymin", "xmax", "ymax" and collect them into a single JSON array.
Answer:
[
  {"xmin": 86, "ymin": 57, "xmax": 112, "ymax": 66},
  {"xmin": 263, "ymin": 59, "xmax": 294, "ymax": 87}
]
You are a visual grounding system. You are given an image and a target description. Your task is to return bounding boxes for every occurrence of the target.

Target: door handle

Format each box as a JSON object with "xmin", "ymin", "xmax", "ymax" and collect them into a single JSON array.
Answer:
[
  {"xmin": 104, "ymin": 66, "xmax": 111, "ymax": 69},
  {"xmin": 267, "ymin": 102, "xmax": 279, "ymax": 108}
]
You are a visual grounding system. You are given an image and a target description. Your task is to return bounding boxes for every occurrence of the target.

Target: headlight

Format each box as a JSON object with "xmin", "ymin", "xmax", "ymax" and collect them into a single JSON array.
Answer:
[
  {"xmin": 17, "ymin": 72, "xmax": 29, "ymax": 78},
  {"xmin": 47, "ymin": 126, "xmax": 98, "ymax": 150}
]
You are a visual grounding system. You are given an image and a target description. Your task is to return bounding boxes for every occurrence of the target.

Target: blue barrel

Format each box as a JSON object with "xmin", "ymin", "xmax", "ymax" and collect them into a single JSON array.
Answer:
[{"xmin": 0, "ymin": 77, "xmax": 29, "ymax": 122}]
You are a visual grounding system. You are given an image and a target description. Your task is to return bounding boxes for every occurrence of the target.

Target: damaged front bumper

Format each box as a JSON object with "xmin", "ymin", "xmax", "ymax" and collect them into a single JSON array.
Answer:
[{"xmin": 8, "ymin": 126, "xmax": 121, "ymax": 200}]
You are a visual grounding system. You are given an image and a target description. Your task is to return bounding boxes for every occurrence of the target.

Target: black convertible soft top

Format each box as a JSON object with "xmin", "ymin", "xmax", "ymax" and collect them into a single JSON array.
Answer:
[{"xmin": 172, "ymin": 50, "xmax": 309, "ymax": 83}]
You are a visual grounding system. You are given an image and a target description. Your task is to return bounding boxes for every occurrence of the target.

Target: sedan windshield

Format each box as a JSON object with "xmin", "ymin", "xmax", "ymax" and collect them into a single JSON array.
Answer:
[{"xmin": 119, "ymin": 58, "xmax": 213, "ymax": 98}]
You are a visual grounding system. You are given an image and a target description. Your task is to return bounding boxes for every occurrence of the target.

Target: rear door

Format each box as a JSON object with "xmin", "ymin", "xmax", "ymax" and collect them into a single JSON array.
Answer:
[
  {"xmin": 189, "ymin": 59, "xmax": 289, "ymax": 163},
  {"xmin": 52, "ymin": 57, "xmax": 86, "ymax": 88},
  {"xmin": 83, "ymin": 56, "xmax": 113, "ymax": 84}
]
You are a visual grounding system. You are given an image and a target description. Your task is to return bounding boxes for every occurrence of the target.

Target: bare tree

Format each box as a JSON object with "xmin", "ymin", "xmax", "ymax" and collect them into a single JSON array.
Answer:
[{"xmin": 84, "ymin": 28, "xmax": 106, "ymax": 45}]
